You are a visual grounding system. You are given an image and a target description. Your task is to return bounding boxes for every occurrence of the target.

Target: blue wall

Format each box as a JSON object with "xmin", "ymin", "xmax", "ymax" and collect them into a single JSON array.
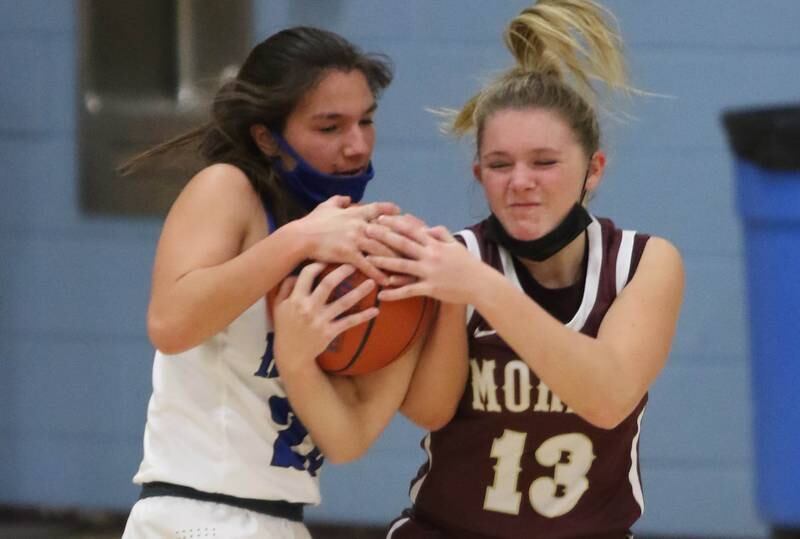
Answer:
[{"xmin": 2, "ymin": 1, "xmax": 799, "ymax": 536}]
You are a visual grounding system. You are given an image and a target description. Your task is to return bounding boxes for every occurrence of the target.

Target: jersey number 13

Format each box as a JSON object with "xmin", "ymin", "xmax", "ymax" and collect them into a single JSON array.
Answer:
[{"xmin": 484, "ymin": 430, "xmax": 595, "ymax": 518}]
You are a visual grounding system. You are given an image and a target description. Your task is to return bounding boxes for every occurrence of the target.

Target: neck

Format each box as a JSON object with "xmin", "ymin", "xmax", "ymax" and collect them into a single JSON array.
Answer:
[{"xmin": 518, "ymin": 232, "xmax": 587, "ymax": 289}]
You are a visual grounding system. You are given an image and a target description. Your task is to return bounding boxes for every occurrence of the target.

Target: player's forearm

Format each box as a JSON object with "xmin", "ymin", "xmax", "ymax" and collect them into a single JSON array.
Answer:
[
  {"xmin": 276, "ymin": 364, "xmax": 367, "ymax": 463},
  {"xmin": 401, "ymin": 303, "xmax": 469, "ymax": 431},
  {"xmin": 281, "ymin": 343, "xmax": 419, "ymax": 463},
  {"xmin": 471, "ymin": 270, "xmax": 636, "ymax": 428}
]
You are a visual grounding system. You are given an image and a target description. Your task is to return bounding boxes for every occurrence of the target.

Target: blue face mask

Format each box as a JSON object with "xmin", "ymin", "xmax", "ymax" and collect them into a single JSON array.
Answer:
[{"xmin": 270, "ymin": 131, "xmax": 374, "ymax": 211}]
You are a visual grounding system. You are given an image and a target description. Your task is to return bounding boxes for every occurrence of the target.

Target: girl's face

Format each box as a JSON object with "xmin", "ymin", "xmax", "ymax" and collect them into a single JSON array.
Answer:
[
  {"xmin": 281, "ymin": 69, "xmax": 377, "ymax": 176},
  {"xmin": 474, "ymin": 107, "xmax": 604, "ymax": 241}
]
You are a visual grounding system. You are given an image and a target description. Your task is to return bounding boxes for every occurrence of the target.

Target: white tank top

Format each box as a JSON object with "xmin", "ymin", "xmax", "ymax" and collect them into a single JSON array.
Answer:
[{"xmin": 132, "ymin": 296, "xmax": 322, "ymax": 504}]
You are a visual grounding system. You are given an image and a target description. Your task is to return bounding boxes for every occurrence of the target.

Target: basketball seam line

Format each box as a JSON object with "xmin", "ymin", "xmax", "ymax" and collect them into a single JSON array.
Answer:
[
  {"xmin": 326, "ymin": 291, "xmax": 381, "ymax": 373},
  {"xmin": 400, "ymin": 297, "xmax": 432, "ymax": 357}
]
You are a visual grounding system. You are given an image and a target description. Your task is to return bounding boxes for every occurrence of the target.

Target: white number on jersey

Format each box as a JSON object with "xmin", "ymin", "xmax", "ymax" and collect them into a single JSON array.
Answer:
[{"xmin": 483, "ymin": 429, "xmax": 595, "ymax": 518}]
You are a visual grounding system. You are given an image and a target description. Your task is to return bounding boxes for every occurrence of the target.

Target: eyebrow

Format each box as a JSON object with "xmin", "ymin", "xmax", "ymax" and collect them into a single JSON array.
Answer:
[
  {"xmin": 482, "ymin": 147, "xmax": 562, "ymax": 158},
  {"xmin": 311, "ymin": 102, "xmax": 378, "ymax": 121}
]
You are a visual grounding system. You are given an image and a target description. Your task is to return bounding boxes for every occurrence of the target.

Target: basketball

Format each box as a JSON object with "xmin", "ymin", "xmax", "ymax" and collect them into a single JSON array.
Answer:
[{"xmin": 270, "ymin": 264, "xmax": 435, "ymax": 376}]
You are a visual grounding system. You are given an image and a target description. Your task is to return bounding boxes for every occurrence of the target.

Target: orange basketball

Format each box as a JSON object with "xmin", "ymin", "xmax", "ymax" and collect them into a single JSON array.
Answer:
[{"xmin": 269, "ymin": 264, "xmax": 435, "ymax": 376}]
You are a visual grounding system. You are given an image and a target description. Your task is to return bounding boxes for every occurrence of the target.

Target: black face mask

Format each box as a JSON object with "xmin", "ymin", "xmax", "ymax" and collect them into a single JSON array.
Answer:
[
  {"xmin": 484, "ymin": 167, "xmax": 593, "ymax": 262},
  {"xmin": 484, "ymin": 204, "xmax": 592, "ymax": 261}
]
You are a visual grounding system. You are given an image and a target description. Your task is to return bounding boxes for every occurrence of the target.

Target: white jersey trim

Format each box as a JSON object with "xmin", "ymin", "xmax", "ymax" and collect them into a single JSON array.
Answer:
[
  {"xmin": 468, "ymin": 217, "xmax": 603, "ymax": 337},
  {"xmin": 567, "ymin": 218, "xmax": 602, "ymax": 331},
  {"xmin": 628, "ymin": 406, "xmax": 646, "ymax": 515},
  {"xmin": 456, "ymin": 229, "xmax": 482, "ymax": 328},
  {"xmin": 409, "ymin": 433, "xmax": 432, "ymax": 504},
  {"xmin": 386, "ymin": 517, "xmax": 410, "ymax": 538},
  {"xmin": 494, "ymin": 217, "xmax": 603, "ymax": 334},
  {"xmin": 615, "ymin": 229, "xmax": 636, "ymax": 295}
]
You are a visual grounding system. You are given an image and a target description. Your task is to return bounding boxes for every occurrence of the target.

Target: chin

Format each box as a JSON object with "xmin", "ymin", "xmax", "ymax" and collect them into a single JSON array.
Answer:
[
  {"xmin": 498, "ymin": 213, "xmax": 541, "ymax": 236},
  {"xmin": 503, "ymin": 219, "xmax": 548, "ymax": 241},
  {"xmin": 507, "ymin": 226, "xmax": 547, "ymax": 242},
  {"xmin": 515, "ymin": 232, "xmax": 546, "ymax": 242}
]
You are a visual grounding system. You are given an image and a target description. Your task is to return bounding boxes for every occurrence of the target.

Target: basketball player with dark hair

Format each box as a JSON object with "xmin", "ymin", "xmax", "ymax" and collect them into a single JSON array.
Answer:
[
  {"xmin": 365, "ymin": 1, "xmax": 684, "ymax": 537},
  {"xmin": 121, "ymin": 27, "xmax": 423, "ymax": 539}
]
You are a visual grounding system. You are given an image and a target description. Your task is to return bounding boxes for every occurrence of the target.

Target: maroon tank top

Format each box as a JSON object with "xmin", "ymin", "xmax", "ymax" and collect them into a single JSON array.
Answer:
[{"xmin": 407, "ymin": 217, "xmax": 650, "ymax": 538}]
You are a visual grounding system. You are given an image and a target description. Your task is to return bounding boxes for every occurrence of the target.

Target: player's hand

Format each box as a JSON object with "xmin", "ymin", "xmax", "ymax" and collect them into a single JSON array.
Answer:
[
  {"xmin": 298, "ymin": 196, "xmax": 400, "ymax": 286},
  {"xmin": 361, "ymin": 213, "xmax": 429, "ymax": 289},
  {"xmin": 365, "ymin": 218, "xmax": 479, "ymax": 304},
  {"xmin": 272, "ymin": 262, "xmax": 379, "ymax": 375}
]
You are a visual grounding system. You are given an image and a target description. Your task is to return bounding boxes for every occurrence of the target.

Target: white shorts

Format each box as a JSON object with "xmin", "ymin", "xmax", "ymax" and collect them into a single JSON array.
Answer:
[{"xmin": 122, "ymin": 496, "xmax": 312, "ymax": 539}]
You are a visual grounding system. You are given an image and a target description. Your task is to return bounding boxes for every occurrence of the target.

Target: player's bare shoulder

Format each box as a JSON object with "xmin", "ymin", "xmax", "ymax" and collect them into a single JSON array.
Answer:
[
  {"xmin": 183, "ymin": 163, "xmax": 261, "ymax": 210},
  {"xmin": 640, "ymin": 236, "xmax": 684, "ymax": 277},
  {"xmin": 628, "ymin": 235, "xmax": 685, "ymax": 302},
  {"xmin": 167, "ymin": 163, "xmax": 264, "ymax": 231}
]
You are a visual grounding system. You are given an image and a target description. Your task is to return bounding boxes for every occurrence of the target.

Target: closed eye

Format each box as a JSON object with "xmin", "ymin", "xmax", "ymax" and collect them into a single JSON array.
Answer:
[{"xmin": 487, "ymin": 162, "xmax": 512, "ymax": 170}]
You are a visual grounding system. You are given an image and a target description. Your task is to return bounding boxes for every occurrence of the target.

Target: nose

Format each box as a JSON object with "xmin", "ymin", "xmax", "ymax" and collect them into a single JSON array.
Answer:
[
  {"xmin": 509, "ymin": 164, "xmax": 535, "ymax": 191},
  {"xmin": 342, "ymin": 125, "xmax": 370, "ymax": 159}
]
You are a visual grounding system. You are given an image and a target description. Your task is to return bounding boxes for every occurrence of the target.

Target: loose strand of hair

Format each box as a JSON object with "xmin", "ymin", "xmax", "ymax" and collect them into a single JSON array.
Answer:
[
  {"xmin": 117, "ymin": 124, "xmax": 209, "ymax": 176},
  {"xmin": 450, "ymin": 94, "xmax": 482, "ymax": 137}
]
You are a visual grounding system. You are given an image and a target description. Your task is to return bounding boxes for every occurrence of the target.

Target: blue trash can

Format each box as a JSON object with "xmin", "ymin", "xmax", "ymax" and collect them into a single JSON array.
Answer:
[{"xmin": 723, "ymin": 105, "xmax": 800, "ymax": 531}]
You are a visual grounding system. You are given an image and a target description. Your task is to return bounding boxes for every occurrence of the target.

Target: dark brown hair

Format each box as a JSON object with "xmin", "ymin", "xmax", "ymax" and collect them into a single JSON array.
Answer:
[{"xmin": 121, "ymin": 26, "xmax": 393, "ymax": 226}]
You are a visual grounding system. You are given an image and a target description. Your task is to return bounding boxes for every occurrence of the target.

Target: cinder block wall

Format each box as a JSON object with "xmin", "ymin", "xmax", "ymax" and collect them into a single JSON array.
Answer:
[{"xmin": 4, "ymin": 1, "xmax": 799, "ymax": 536}]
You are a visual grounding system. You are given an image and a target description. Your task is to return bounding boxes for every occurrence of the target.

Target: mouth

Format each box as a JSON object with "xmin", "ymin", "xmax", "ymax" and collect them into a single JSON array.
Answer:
[{"xmin": 334, "ymin": 166, "xmax": 366, "ymax": 176}]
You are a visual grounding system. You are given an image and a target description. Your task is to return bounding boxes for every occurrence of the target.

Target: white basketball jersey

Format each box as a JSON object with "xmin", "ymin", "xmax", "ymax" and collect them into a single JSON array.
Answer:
[{"xmin": 133, "ymin": 297, "xmax": 322, "ymax": 504}]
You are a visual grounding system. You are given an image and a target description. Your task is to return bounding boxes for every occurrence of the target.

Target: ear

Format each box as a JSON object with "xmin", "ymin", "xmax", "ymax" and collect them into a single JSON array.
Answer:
[
  {"xmin": 472, "ymin": 160, "xmax": 483, "ymax": 184},
  {"xmin": 250, "ymin": 124, "xmax": 278, "ymax": 156},
  {"xmin": 585, "ymin": 150, "xmax": 606, "ymax": 193}
]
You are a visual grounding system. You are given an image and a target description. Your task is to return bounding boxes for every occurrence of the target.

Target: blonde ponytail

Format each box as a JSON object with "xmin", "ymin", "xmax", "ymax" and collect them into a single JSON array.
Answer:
[
  {"xmin": 450, "ymin": 0, "xmax": 639, "ymax": 154},
  {"xmin": 506, "ymin": 0, "xmax": 630, "ymax": 102}
]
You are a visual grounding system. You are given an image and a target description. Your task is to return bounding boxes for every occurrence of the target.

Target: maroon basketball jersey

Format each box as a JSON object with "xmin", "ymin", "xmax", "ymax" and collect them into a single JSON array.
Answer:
[{"xmin": 406, "ymin": 217, "xmax": 650, "ymax": 539}]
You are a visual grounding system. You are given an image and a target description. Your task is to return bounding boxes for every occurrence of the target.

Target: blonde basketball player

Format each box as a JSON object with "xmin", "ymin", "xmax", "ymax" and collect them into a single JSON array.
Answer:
[{"xmin": 366, "ymin": 1, "xmax": 684, "ymax": 537}]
